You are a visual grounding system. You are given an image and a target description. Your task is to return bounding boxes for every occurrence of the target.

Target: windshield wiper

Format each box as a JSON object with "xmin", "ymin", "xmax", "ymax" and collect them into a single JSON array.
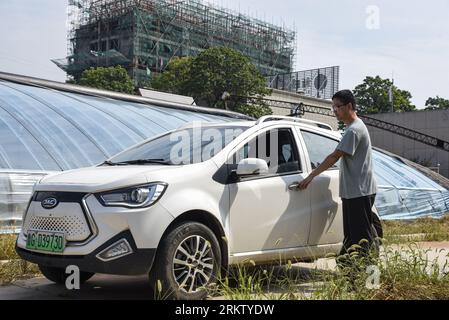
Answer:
[
  {"xmin": 101, "ymin": 160, "xmax": 120, "ymax": 166},
  {"xmin": 102, "ymin": 159, "xmax": 173, "ymax": 166}
]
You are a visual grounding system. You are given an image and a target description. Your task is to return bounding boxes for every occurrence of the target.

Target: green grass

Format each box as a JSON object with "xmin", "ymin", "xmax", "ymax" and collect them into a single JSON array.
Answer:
[
  {"xmin": 211, "ymin": 215, "xmax": 449, "ymax": 300},
  {"xmin": 312, "ymin": 241, "xmax": 449, "ymax": 300},
  {"xmin": 211, "ymin": 241, "xmax": 449, "ymax": 300},
  {"xmin": 1, "ymin": 216, "xmax": 449, "ymax": 298},
  {"xmin": 0, "ymin": 234, "xmax": 20, "ymax": 260},
  {"xmin": 383, "ymin": 215, "xmax": 449, "ymax": 242},
  {"xmin": 208, "ymin": 261, "xmax": 312, "ymax": 300},
  {"xmin": 0, "ymin": 235, "xmax": 41, "ymax": 285}
]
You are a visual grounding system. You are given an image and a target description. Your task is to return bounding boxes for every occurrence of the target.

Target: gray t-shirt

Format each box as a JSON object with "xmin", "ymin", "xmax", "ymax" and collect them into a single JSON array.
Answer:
[{"xmin": 336, "ymin": 118, "xmax": 377, "ymax": 199}]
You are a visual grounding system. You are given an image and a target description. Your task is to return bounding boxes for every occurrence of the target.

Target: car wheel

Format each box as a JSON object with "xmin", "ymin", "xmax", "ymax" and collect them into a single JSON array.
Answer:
[
  {"xmin": 149, "ymin": 222, "xmax": 222, "ymax": 300},
  {"xmin": 39, "ymin": 265, "xmax": 95, "ymax": 285}
]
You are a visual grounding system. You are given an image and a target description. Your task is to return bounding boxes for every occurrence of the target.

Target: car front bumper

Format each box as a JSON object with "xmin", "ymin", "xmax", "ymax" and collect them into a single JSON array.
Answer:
[{"xmin": 16, "ymin": 230, "xmax": 156, "ymax": 275}]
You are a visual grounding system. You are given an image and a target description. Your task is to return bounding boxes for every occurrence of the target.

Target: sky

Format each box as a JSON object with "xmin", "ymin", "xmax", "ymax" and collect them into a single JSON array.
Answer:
[{"xmin": 0, "ymin": 0, "xmax": 448, "ymax": 108}]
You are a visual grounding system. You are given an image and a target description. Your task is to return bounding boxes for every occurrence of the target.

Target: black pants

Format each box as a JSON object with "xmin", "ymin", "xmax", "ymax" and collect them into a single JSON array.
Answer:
[{"xmin": 339, "ymin": 194, "xmax": 377, "ymax": 256}]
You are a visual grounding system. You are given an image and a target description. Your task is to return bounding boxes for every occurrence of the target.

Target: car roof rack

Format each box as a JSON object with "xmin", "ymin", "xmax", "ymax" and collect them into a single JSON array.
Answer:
[{"xmin": 255, "ymin": 115, "xmax": 334, "ymax": 131}]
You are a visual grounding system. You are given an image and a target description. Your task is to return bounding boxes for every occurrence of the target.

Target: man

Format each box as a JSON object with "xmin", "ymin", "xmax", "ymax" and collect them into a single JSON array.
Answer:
[{"xmin": 298, "ymin": 89, "xmax": 378, "ymax": 256}]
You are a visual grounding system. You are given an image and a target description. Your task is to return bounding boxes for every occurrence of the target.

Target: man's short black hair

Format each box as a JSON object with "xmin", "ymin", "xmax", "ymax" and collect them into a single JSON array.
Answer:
[{"xmin": 332, "ymin": 90, "xmax": 356, "ymax": 110}]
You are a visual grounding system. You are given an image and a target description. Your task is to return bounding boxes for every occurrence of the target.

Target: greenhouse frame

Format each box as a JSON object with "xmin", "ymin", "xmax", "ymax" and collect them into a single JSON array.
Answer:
[{"xmin": 0, "ymin": 72, "xmax": 448, "ymax": 233}]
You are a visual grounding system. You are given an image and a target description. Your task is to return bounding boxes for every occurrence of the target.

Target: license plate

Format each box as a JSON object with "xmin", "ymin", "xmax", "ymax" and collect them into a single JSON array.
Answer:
[{"xmin": 26, "ymin": 230, "xmax": 66, "ymax": 253}]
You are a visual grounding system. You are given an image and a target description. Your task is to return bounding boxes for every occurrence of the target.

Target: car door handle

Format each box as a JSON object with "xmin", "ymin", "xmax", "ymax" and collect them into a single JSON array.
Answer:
[{"xmin": 288, "ymin": 183, "xmax": 300, "ymax": 191}]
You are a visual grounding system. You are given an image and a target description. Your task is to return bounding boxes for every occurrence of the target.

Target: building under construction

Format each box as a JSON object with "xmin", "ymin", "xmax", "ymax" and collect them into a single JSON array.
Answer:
[{"xmin": 53, "ymin": 0, "xmax": 296, "ymax": 85}]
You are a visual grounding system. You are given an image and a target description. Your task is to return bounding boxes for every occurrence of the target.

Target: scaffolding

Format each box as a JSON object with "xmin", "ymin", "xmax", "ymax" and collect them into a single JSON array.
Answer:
[{"xmin": 57, "ymin": 0, "xmax": 296, "ymax": 85}]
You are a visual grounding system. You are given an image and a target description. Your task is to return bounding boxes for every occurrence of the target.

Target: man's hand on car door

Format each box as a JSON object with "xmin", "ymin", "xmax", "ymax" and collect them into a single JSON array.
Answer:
[{"xmin": 298, "ymin": 174, "xmax": 315, "ymax": 190}]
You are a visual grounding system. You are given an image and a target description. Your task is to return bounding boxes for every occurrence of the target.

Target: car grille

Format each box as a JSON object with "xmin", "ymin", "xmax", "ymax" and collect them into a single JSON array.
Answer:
[
  {"xmin": 23, "ymin": 215, "xmax": 91, "ymax": 242},
  {"xmin": 22, "ymin": 192, "xmax": 93, "ymax": 243}
]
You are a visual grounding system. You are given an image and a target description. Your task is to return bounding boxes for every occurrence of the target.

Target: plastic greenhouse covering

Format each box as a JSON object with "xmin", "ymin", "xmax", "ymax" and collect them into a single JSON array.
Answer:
[
  {"xmin": 0, "ymin": 80, "xmax": 448, "ymax": 232},
  {"xmin": 373, "ymin": 150, "xmax": 449, "ymax": 220}
]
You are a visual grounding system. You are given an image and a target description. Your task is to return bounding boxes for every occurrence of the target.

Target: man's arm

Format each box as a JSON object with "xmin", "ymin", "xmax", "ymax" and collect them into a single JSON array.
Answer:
[{"xmin": 298, "ymin": 149, "xmax": 347, "ymax": 190}]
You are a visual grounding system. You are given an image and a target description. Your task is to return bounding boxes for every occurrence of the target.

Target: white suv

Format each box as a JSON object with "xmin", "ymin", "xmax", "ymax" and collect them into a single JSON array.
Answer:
[{"xmin": 16, "ymin": 116, "xmax": 382, "ymax": 299}]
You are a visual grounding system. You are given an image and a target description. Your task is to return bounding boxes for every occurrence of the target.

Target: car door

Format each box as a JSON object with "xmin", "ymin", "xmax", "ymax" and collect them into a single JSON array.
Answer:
[
  {"xmin": 298, "ymin": 129, "xmax": 343, "ymax": 246},
  {"xmin": 227, "ymin": 126, "xmax": 312, "ymax": 254}
]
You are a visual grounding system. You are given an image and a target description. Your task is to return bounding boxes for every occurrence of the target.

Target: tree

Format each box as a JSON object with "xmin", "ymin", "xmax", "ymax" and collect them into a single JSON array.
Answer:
[
  {"xmin": 150, "ymin": 56, "xmax": 193, "ymax": 94},
  {"xmin": 151, "ymin": 47, "xmax": 272, "ymax": 118},
  {"xmin": 76, "ymin": 66, "xmax": 135, "ymax": 94},
  {"xmin": 233, "ymin": 101, "xmax": 273, "ymax": 119},
  {"xmin": 353, "ymin": 76, "xmax": 416, "ymax": 114},
  {"xmin": 425, "ymin": 96, "xmax": 449, "ymax": 110}
]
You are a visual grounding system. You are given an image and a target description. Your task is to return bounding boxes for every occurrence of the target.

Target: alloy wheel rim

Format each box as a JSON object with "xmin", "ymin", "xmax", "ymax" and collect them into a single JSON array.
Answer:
[{"xmin": 172, "ymin": 235, "xmax": 214, "ymax": 293}]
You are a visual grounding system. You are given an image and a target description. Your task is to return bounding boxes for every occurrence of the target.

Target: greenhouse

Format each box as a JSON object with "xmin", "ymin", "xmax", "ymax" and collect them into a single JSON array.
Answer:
[{"xmin": 0, "ymin": 72, "xmax": 448, "ymax": 232}]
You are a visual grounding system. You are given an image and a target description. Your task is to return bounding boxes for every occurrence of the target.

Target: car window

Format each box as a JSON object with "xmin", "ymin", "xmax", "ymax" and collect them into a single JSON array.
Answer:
[
  {"xmin": 232, "ymin": 128, "xmax": 301, "ymax": 175},
  {"xmin": 110, "ymin": 126, "xmax": 248, "ymax": 165},
  {"xmin": 301, "ymin": 131, "xmax": 340, "ymax": 170}
]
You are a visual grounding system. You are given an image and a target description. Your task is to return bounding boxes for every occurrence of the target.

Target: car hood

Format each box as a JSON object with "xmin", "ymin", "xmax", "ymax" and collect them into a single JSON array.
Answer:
[{"xmin": 35, "ymin": 165, "xmax": 181, "ymax": 193}]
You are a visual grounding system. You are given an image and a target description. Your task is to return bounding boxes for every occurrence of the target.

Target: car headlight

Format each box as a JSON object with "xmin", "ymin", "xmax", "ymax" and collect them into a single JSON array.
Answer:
[{"xmin": 96, "ymin": 183, "xmax": 167, "ymax": 208}]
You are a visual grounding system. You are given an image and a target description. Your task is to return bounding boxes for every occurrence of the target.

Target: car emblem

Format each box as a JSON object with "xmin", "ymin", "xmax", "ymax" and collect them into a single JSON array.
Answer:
[{"xmin": 41, "ymin": 197, "xmax": 59, "ymax": 209}]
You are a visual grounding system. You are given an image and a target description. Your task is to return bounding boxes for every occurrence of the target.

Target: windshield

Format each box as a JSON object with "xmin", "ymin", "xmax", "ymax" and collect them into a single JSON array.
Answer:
[{"xmin": 107, "ymin": 125, "xmax": 248, "ymax": 165}]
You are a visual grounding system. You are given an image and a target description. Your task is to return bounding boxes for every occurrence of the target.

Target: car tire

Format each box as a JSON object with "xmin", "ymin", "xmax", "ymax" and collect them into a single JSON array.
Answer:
[
  {"xmin": 149, "ymin": 222, "xmax": 222, "ymax": 300},
  {"xmin": 39, "ymin": 265, "xmax": 95, "ymax": 285}
]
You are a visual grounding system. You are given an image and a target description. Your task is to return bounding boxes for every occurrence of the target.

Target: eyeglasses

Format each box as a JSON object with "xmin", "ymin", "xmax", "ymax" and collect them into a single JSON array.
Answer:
[{"xmin": 332, "ymin": 103, "xmax": 348, "ymax": 111}]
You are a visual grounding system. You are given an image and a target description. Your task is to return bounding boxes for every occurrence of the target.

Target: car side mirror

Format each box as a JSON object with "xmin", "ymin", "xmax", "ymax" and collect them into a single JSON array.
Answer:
[{"xmin": 236, "ymin": 158, "xmax": 269, "ymax": 177}]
